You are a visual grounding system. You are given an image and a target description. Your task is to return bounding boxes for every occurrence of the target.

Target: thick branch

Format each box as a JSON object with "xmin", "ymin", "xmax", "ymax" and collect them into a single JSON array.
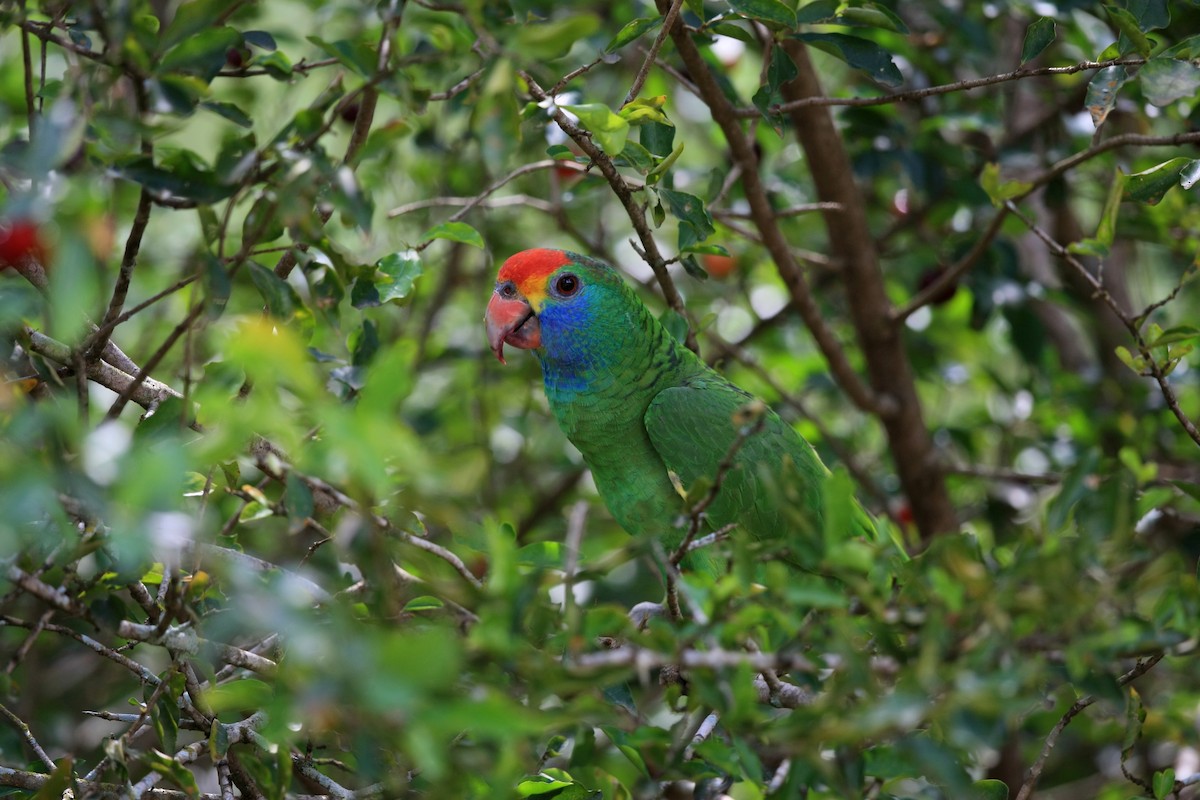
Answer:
[
  {"xmin": 655, "ymin": 5, "xmax": 881, "ymax": 416},
  {"xmin": 778, "ymin": 39, "xmax": 958, "ymax": 538}
]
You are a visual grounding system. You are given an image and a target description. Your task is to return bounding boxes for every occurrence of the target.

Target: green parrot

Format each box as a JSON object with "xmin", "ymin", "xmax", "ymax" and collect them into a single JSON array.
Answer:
[{"xmin": 485, "ymin": 248, "xmax": 874, "ymax": 569}]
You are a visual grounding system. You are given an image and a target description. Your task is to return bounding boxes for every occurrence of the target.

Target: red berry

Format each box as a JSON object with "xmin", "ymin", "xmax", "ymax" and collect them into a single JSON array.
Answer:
[
  {"xmin": 0, "ymin": 219, "xmax": 45, "ymax": 269},
  {"xmin": 702, "ymin": 252, "xmax": 737, "ymax": 280}
]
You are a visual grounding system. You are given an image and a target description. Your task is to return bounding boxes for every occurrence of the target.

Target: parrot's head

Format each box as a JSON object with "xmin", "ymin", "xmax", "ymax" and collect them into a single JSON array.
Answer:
[{"xmin": 486, "ymin": 248, "xmax": 625, "ymax": 366}]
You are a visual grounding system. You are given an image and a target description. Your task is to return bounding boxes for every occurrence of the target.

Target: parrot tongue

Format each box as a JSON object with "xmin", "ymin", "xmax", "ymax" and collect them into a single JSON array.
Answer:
[{"xmin": 485, "ymin": 293, "xmax": 540, "ymax": 364}]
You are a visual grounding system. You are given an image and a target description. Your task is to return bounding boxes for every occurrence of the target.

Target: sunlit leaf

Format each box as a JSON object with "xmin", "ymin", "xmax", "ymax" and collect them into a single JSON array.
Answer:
[
  {"xmin": 562, "ymin": 103, "xmax": 629, "ymax": 154},
  {"xmin": 422, "ymin": 221, "xmax": 485, "ymax": 249}
]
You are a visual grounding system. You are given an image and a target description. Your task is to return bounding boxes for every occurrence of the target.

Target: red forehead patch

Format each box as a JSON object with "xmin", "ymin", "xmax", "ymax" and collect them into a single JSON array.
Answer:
[{"xmin": 498, "ymin": 249, "xmax": 571, "ymax": 292}]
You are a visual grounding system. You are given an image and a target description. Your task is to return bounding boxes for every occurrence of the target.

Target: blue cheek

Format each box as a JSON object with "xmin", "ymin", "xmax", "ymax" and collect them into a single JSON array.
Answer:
[{"xmin": 537, "ymin": 299, "xmax": 592, "ymax": 364}]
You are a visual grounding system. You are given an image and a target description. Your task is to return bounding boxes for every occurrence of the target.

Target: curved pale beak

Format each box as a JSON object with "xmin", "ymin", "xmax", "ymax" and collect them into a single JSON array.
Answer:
[{"xmin": 485, "ymin": 291, "xmax": 541, "ymax": 364}]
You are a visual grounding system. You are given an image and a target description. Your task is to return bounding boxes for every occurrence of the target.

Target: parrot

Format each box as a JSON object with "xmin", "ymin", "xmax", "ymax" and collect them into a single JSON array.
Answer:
[{"xmin": 485, "ymin": 248, "xmax": 874, "ymax": 570}]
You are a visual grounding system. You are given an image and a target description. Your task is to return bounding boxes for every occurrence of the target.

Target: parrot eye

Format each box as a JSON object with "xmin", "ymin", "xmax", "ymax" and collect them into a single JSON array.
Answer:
[
  {"xmin": 498, "ymin": 281, "xmax": 517, "ymax": 298},
  {"xmin": 554, "ymin": 273, "xmax": 580, "ymax": 296}
]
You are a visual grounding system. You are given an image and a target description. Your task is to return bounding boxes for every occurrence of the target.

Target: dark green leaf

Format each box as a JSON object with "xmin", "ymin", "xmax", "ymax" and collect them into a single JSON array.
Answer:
[
  {"xmin": 729, "ymin": 0, "xmax": 797, "ymax": 29},
  {"xmin": 374, "ymin": 252, "xmax": 424, "ymax": 303},
  {"xmin": 200, "ymin": 100, "xmax": 252, "ymax": 128},
  {"xmin": 752, "ymin": 46, "xmax": 798, "ymax": 131},
  {"xmin": 838, "ymin": 4, "xmax": 909, "ymax": 33},
  {"xmin": 658, "ymin": 188, "xmax": 715, "ymax": 250},
  {"xmin": 242, "ymin": 30, "xmax": 277, "ymax": 50},
  {"xmin": 1021, "ymin": 17, "xmax": 1056, "ymax": 63},
  {"xmin": 795, "ymin": 33, "xmax": 903, "ymax": 87},
  {"xmin": 115, "ymin": 155, "xmax": 239, "ymax": 204},
  {"xmin": 605, "ymin": 17, "xmax": 662, "ymax": 53},
  {"xmin": 285, "ymin": 471, "xmax": 314, "ymax": 525},
  {"xmin": 641, "ymin": 120, "xmax": 675, "ymax": 157},
  {"xmin": 202, "ymin": 252, "xmax": 230, "ymax": 320},
  {"xmin": 968, "ymin": 778, "xmax": 1009, "ymax": 800},
  {"xmin": 248, "ymin": 261, "xmax": 299, "ymax": 317},
  {"xmin": 796, "ymin": 0, "xmax": 839, "ymax": 24},
  {"xmin": 1104, "ymin": 4, "xmax": 1153, "ymax": 56},
  {"xmin": 1126, "ymin": 157, "xmax": 1196, "ymax": 204},
  {"xmin": 158, "ymin": 26, "xmax": 240, "ymax": 81},
  {"xmin": 308, "ymin": 36, "xmax": 377, "ymax": 77},
  {"xmin": 160, "ymin": 0, "xmax": 226, "ymax": 50}
]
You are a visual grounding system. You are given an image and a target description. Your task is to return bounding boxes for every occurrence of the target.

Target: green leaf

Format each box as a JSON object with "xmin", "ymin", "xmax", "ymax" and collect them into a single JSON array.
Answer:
[
  {"xmin": 115, "ymin": 154, "xmax": 239, "ymax": 204},
  {"xmin": 1146, "ymin": 324, "xmax": 1200, "ymax": 347},
  {"xmin": 1085, "ymin": 65, "xmax": 1129, "ymax": 128},
  {"xmin": 658, "ymin": 188, "xmax": 715, "ymax": 250},
  {"xmin": 200, "ymin": 100, "xmax": 252, "ymax": 127},
  {"xmin": 1104, "ymin": 4, "xmax": 1152, "ymax": 56},
  {"xmin": 729, "ymin": 0, "xmax": 797, "ymax": 29},
  {"xmin": 403, "ymin": 595, "xmax": 446, "ymax": 612},
  {"xmin": 968, "ymin": 778, "xmax": 1009, "ymax": 800},
  {"xmin": 374, "ymin": 252, "xmax": 424, "ymax": 303},
  {"xmin": 605, "ymin": 17, "xmax": 662, "ymax": 53},
  {"xmin": 752, "ymin": 46, "xmax": 799, "ymax": 131},
  {"xmin": 202, "ymin": 252, "xmax": 230, "ymax": 320},
  {"xmin": 422, "ymin": 221, "xmax": 485, "ymax": 249},
  {"xmin": 838, "ymin": 4, "xmax": 909, "ymax": 33},
  {"xmin": 513, "ymin": 14, "xmax": 601, "ymax": 60},
  {"xmin": 1139, "ymin": 58, "xmax": 1200, "ymax": 106},
  {"xmin": 158, "ymin": 26, "xmax": 240, "ymax": 81},
  {"xmin": 796, "ymin": 0, "xmax": 839, "ymax": 24},
  {"xmin": 160, "ymin": 0, "xmax": 226, "ymax": 50},
  {"xmin": 1126, "ymin": 158, "xmax": 1197, "ymax": 204},
  {"xmin": 640, "ymin": 120, "xmax": 675, "ymax": 157},
  {"xmin": 1095, "ymin": 169, "xmax": 1126, "ymax": 248},
  {"xmin": 204, "ymin": 678, "xmax": 274, "ymax": 712},
  {"xmin": 614, "ymin": 140, "xmax": 655, "ymax": 173},
  {"xmin": 248, "ymin": 261, "xmax": 298, "ymax": 318},
  {"xmin": 285, "ymin": 471, "xmax": 314, "ymax": 526},
  {"xmin": 795, "ymin": 33, "xmax": 903, "ymax": 87},
  {"xmin": 349, "ymin": 318, "xmax": 380, "ymax": 367},
  {"xmin": 659, "ymin": 308, "xmax": 690, "ymax": 345},
  {"xmin": 1171, "ymin": 480, "xmax": 1200, "ymax": 503},
  {"xmin": 562, "ymin": 103, "xmax": 629, "ymax": 155},
  {"xmin": 1021, "ymin": 17, "xmax": 1056, "ymax": 63},
  {"xmin": 1153, "ymin": 768, "xmax": 1174, "ymax": 799},
  {"xmin": 307, "ymin": 36, "xmax": 377, "ymax": 77},
  {"xmin": 242, "ymin": 30, "xmax": 277, "ymax": 51},
  {"xmin": 618, "ymin": 96, "xmax": 671, "ymax": 126},
  {"xmin": 31, "ymin": 759, "xmax": 74, "ymax": 800},
  {"xmin": 979, "ymin": 163, "xmax": 1032, "ymax": 206},
  {"xmin": 1114, "ymin": 345, "xmax": 1145, "ymax": 373}
]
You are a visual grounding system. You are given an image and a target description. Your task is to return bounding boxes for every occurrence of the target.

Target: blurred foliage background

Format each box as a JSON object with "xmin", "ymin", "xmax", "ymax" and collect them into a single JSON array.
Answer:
[{"xmin": 0, "ymin": 0, "xmax": 1198, "ymax": 798}]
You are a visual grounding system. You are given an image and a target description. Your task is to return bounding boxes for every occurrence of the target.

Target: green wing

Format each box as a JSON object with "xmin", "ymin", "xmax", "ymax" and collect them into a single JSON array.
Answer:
[{"xmin": 644, "ymin": 375, "xmax": 843, "ymax": 568}]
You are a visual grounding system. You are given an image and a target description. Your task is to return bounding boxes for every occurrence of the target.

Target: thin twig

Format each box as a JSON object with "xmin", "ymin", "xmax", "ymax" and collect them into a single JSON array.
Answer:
[
  {"xmin": 1005, "ymin": 201, "xmax": 1200, "ymax": 447},
  {"xmin": 1014, "ymin": 653, "xmax": 1165, "ymax": 800},
  {"xmin": 621, "ymin": 0, "xmax": 684, "ymax": 107},
  {"xmin": 739, "ymin": 56, "xmax": 1148, "ymax": 117}
]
